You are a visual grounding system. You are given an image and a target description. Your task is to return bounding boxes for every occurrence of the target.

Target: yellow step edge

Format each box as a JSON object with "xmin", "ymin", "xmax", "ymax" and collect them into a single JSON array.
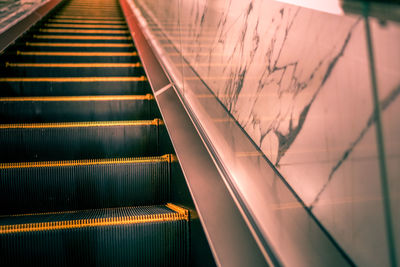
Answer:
[
  {"xmin": 63, "ymin": 4, "xmax": 120, "ymax": 6},
  {"xmin": 58, "ymin": 10, "xmax": 122, "ymax": 13},
  {"xmin": 44, "ymin": 23, "xmax": 127, "ymax": 29},
  {"xmin": 57, "ymin": 10, "xmax": 122, "ymax": 13},
  {"xmin": 15, "ymin": 51, "xmax": 137, "ymax": 56},
  {"xmin": 59, "ymin": 9, "xmax": 120, "ymax": 11},
  {"xmin": 0, "ymin": 204, "xmax": 188, "ymax": 234},
  {"xmin": 61, "ymin": 7, "xmax": 120, "ymax": 9},
  {"xmin": 58, "ymin": 10, "xmax": 121, "ymax": 13},
  {"xmin": 58, "ymin": 10, "xmax": 121, "ymax": 12},
  {"xmin": 0, "ymin": 154, "xmax": 172, "ymax": 169},
  {"xmin": 33, "ymin": 35, "xmax": 131, "ymax": 40},
  {"xmin": 58, "ymin": 12, "xmax": 121, "ymax": 15},
  {"xmin": 59, "ymin": 7, "xmax": 120, "ymax": 9},
  {"xmin": 0, "ymin": 94, "xmax": 154, "ymax": 101},
  {"xmin": 0, "ymin": 76, "xmax": 147, "ymax": 82},
  {"xmin": 53, "ymin": 15, "xmax": 123, "ymax": 20},
  {"xmin": 63, "ymin": 5, "xmax": 120, "ymax": 7},
  {"xmin": 25, "ymin": 42, "xmax": 133, "ymax": 47},
  {"xmin": 0, "ymin": 118, "xmax": 163, "ymax": 129},
  {"xmin": 39, "ymin": 29, "xmax": 129, "ymax": 34},
  {"xmin": 6, "ymin": 62, "xmax": 141, "ymax": 68},
  {"xmin": 48, "ymin": 19, "xmax": 126, "ymax": 24},
  {"xmin": 166, "ymin": 203, "xmax": 189, "ymax": 221},
  {"xmin": 63, "ymin": 7, "xmax": 119, "ymax": 9},
  {"xmin": 56, "ymin": 15, "xmax": 122, "ymax": 17}
]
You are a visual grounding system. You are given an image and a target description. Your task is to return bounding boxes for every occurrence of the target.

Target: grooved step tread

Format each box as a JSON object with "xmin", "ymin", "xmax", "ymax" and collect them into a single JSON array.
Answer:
[
  {"xmin": 14, "ymin": 51, "xmax": 137, "ymax": 56},
  {"xmin": 5, "ymin": 62, "xmax": 141, "ymax": 67},
  {"xmin": 0, "ymin": 154, "xmax": 174, "ymax": 169},
  {"xmin": 38, "ymin": 28, "xmax": 129, "ymax": 34},
  {"xmin": 48, "ymin": 19, "xmax": 126, "ymax": 24},
  {"xmin": 0, "ymin": 94, "xmax": 154, "ymax": 102},
  {"xmin": 0, "ymin": 119, "xmax": 163, "ymax": 129},
  {"xmin": 44, "ymin": 23, "xmax": 127, "ymax": 29},
  {"xmin": 0, "ymin": 76, "xmax": 147, "ymax": 82},
  {"xmin": 0, "ymin": 204, "xmax": 188, "ymax": 234},
  {"xmin": 33, "ymin": 35, "xmax": 132, "ymax": 40}
]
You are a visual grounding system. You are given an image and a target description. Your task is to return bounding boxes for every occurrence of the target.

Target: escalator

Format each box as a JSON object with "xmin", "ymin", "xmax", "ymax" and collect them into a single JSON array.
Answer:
[{"xmin": 0, "ymin": 0, "xmax": 195, "ymax": 265}]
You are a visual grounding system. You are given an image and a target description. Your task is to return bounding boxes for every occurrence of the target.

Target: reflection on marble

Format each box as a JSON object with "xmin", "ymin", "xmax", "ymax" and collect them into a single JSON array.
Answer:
[
  {"xmin": 0, "ymin": 0, "xmax": 47, "ymax": 33},
  {"xmin": 133, "ymin": 0, "xmax": 400, "ymax": 265},
  {"xmin": 370, "ymin": 17, "xmax": 400, "ymax": 262}
]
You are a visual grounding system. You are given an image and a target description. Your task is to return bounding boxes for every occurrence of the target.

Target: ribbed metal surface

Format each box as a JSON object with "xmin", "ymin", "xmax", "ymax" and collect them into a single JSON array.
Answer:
[
  {"xmin": 0, "ymin": 156, "xmax": 171, "ymax": 215},
  {"xmin": 0, "ymin": 122, "xmax": 160, "ymax": 162},
  {"xmin": 0, "ymin": 96, "xmax": 159, "ymax": 123},
  {"xmin": 0, "ymin": 205, "xmax": 188, "ymax": 267},
  {"xmin": 1, "ymin": 64, "xmax": 144, "ymax": 76}
]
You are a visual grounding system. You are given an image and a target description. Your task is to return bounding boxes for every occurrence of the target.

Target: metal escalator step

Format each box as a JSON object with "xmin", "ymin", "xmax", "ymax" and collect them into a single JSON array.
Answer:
[
  {"xmin": 2, "ymin": 62, "xmax": 144, "ymax": 77},
  {"xmin": 56, "ymin": 12, "xmax": 122, "ymax": 16},
  {"xmin": 0, "ymin": 204, "xmax": 189, "ymax": 267},
  {"xmin": 4, "ymin": 54, "xmax": 139, "ymax": 63},
  {"xmin": 47, "ymin": 19, "xmax": 126, "ymax": 24},
  {"xmin": 0, "ymin": 155, "xmax": 175, "ymax": 214},
  {"xmin": 0, "ymin": 78, "xmax": 151, "ymax": 96},
  {"xmin": 32, "ymin": 34, "xmax": 131, "ymax": 40},
  {"xmin": 0, "ymin": 95, "xmax": 159, "ymax": 123},
  {"xmin": 38, "ymin": 29, "xmax": 129, "ymax": 34},
  {"xmin": 0, "ymin": 77, "xmax": 144, "ymax": 82},
  {"xmin": 43, "ymin": 23, "xmax": 128, "ymax": 29},
  {"xmin": 25, "ymin": 42, "xmax": 133, "ymax": 47},
  {"xmin": 13, "ymin": 42, "xmax": 135, "ymax": 52},
  {"xmin": 0, "ymin": 119, "xmax": 166, "ymax": 162},
  {"xmin": 53, "ymin": 15, "xmax": 123, "ymax": 20},
  {"xmin": 14, "ymin": 51, "xmax": 135, "ymax": 56}
]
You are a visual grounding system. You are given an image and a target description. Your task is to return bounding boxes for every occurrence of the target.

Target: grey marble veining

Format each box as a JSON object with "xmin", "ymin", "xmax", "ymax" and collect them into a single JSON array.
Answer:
[{"xmin": 133, "ymin": 0, "xmax": 400, "ymax": 265}]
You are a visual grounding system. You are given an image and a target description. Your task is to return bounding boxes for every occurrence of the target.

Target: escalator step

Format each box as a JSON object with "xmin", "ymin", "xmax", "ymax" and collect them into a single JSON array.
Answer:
[
  {"xmin": 0, "ymin": 155, "xmax": 174, "ymax": 214},
  {"xmin": 0, "ymin": 119, "xmax": 165, "ymax": 162},
  {"xmin": 47, "ymin": 19, "xmax": 126, "ymax": 24},
  {"xmin": 0, "ymin": 95, "xmax": 158, "ymax": 123},
  {"xmin": 32, "ymin": 34, "xmax": 130, "ymax": 39},
  {"xmin": 2, "ymin": 62, "xmax": 145, "ymax": 77},
  {"xmin": 0, "ymin": 204, "xmax": 189, "ymax": 267},
  {"xmin": 43, "ymin": 23, "xmax": 128, "ymax": 29},
  {"xmin": 0, "ymin": 76, "xmax": 151, "ymax": 96},
  {"xmin": 3, "ymin": 50, "xmax": 138, "ymax": 63},
  {"xmin": 37, "ymin": 28, "xmax": 129, "ymax": 34},
  {"xmin": 12, "ymin": 42, "xmax": 135, "ymax": 52}
]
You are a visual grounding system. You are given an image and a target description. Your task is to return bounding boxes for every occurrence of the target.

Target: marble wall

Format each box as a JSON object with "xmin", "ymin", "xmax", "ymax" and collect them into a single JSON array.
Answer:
[
  {"xmin": 132, "ymin": 0, "xmax": 400, "ymax": 265},
  {"xmin": 0, "ymin": 0, "xmax": 47, "ymax": 33}
]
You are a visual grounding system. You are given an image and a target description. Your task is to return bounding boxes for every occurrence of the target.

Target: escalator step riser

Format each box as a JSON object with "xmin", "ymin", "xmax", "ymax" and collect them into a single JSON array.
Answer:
[
  {"xmin": 36, "ymin": 29, "xmax": 129, "ymax": 34},
  {"xmin": 1, "ymin": 66, "xmax": 145, "ymax": 77},
  {"xmin": 9, "ymin": 45, "xmax": 135, "ymax": 52},
  {"xmin": 29, "ymin": 32, "xmax": 130, "ymax": 37},
  {"xmin": 5, "ymin": 55, "xmax": 139, "ymax": 63},
  {"xmin": 0, "ymin": 122, "xmax": 164, "ymax": 162},
  {"xmin": 0, "ymin": 97, "xmax": 159, "ymax": 123},
  {"xmin": 0, "ymin": 205, "xmax": 188, "ymax": 267},
  {"xmin": 0, "ymin": 81, "xmax": 151, "ymax": 96},
  {"xmin": 42, "ymin": 23, "xmax": 127, "ymax": 29},
  {"xmin": 46, "ymin": 19, "xmax": 126, "ymax": 24},
  {"xmin": 0, "ymin": 159, "xmax": 170, "ymax": 214},
  {"xmin": 20, "ymin": 38, "xmax": 133, "ymax": 44}
]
